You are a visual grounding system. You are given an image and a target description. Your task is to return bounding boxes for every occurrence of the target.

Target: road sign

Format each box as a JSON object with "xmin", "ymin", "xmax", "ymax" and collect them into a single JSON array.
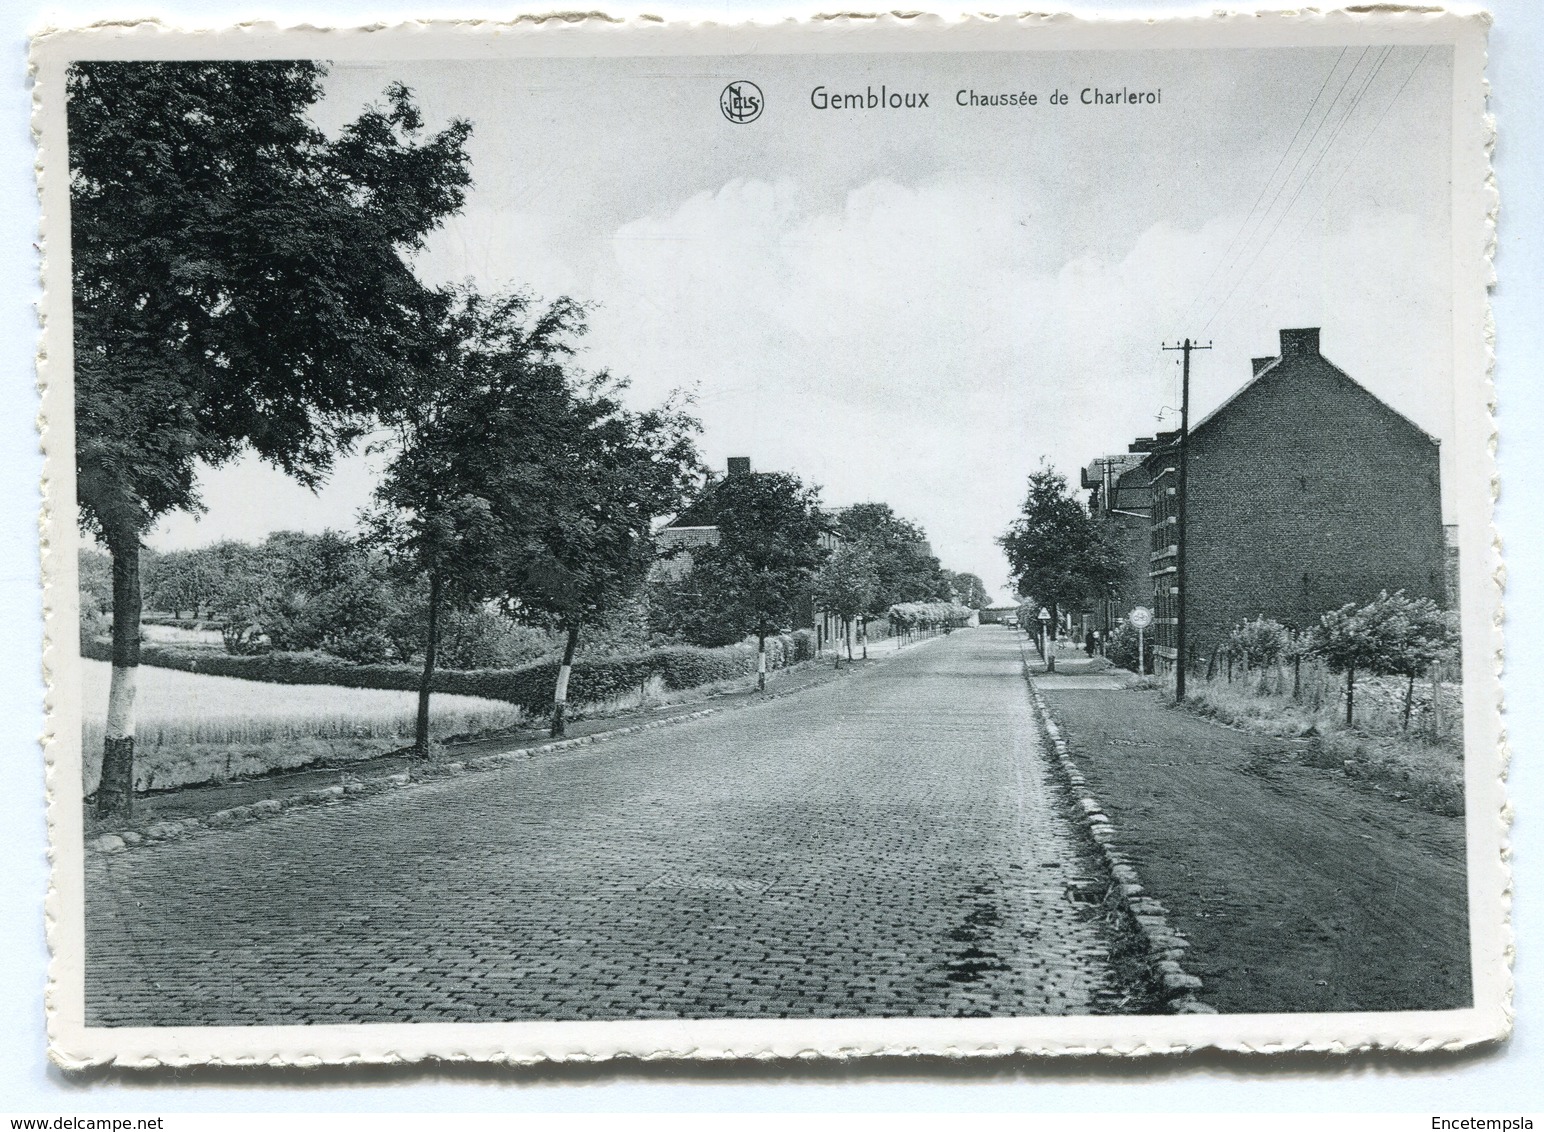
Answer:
[
  {"xmin": 1037, "ymin": 607, "xmax": 1050, "ymax": 622},
  {"xmin": 1128, "ymin": 606, "xmax": 1152, "ymax": 676}
]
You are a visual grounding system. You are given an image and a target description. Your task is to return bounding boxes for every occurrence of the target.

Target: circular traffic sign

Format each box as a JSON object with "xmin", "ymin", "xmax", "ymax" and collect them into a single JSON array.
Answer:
[{"xmin": 1128, "ymin": 606, "xmax": 1153, "ymax": 630}]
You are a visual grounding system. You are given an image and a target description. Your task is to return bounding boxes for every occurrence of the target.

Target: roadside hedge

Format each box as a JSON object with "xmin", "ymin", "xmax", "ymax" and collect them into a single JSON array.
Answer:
[{"xmin": 80, "ymin": 629, "xmax": 818, "ymax": 714}]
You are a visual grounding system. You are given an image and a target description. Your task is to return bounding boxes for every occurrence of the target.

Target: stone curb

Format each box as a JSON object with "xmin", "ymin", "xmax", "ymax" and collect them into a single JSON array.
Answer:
[
  {"xmin": 1022, "ymin": 663, "xmax": 1217, "ymax": 1015},
  {"xmin": 86, "ymin": 707, "xmax": 725, "ymax": 856},
  {"xmin": 87, "ymin": 632, "xmax": 945, "ymax": 856}
]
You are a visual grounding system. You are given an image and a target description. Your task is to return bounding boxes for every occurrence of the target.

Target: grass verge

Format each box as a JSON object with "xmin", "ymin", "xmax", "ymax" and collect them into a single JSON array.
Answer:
[{"xmin": 1182, "ymin": 675, "xmax": 1463, "ymax": 817}]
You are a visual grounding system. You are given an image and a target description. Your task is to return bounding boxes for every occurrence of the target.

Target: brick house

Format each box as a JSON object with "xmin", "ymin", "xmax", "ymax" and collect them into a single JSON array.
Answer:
[
  {"xmin": 1082, "ymin": 445, "xmax": 1165, "ymax": 635},
  {"xmin": 1140, "ymin": 327, "xmax": 1446, "ymax": 669}
]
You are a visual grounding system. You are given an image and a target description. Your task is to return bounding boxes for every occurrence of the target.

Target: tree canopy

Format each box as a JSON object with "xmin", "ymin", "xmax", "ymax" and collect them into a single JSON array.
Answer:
[
  {"xmin": 364, "ymin": 287, "xmax": 588, "ymax": 754},
  {"xmin": 1313, "ymin": 589, "xmax": 1458, "ymax": 726},
  {"xmin": 836, "ymin": 502, "xmax": 950, "ymax": 615},
  {"xmin": 70, "ymin": 60, "xmax": 474, "ymax": 813},
  {"xmin": 70, "ymin": 61, "xmax": 474, "ymax": 545},
  {"xmin": 681, "ymin": 471, "xmax": 831, "ymax": 686},
  {"xmin": 998, "ymin": 463, "xmax": 1123, "ymax": 632},
  {"xmin": 814, "ymin": 544, "xmax": 880, "ymax": 660},
  {"xmin": 946, "ymin": 570, "xmax": 991, "ymax": 610}
]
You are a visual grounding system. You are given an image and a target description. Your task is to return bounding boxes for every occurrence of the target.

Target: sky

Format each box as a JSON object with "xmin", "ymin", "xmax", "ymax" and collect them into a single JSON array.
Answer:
[{"xmin": 146, "ymin": 44, "xmax": 1456, "ymax": 603}]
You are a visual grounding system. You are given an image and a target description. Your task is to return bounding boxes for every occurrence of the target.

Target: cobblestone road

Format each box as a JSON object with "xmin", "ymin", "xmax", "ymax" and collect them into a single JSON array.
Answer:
[{"xmin": 85, "ymin": 628, "xmax": 1124, "ymax": 1025}]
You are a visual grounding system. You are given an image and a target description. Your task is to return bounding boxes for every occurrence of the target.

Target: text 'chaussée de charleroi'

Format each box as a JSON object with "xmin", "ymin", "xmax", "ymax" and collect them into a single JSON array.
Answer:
[{"xmin": 808, "ymin": 85, "xmax": 1163, "ymax": 110}]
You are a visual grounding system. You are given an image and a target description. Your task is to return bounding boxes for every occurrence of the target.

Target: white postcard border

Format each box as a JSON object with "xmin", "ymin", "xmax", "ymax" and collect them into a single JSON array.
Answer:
[{"xmin": 34, "ymin": 8, "xmax": 1506, "ymax": 1067}]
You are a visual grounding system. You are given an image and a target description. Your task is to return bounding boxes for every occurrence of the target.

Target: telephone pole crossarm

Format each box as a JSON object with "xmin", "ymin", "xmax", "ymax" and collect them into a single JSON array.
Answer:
[{"xmin": 1160, "ymin": 337, "xmax": 1212, "ymax": 703}]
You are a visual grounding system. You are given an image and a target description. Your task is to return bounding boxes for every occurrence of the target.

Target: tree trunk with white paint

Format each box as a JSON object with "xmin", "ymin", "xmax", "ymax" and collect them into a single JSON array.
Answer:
[
  {"xmin": 413, "ymin": 569, "xmax": 442, "ymax": 760},
  {"xmin": 550, "ymin": 623, "xmax": 580, "ymax": 738},
  {"xmin": 96, "ymin": 532, "xmax": 141, "ymax": 817},
  {"xmin": 756, "ymin": 630, "xmax": 767, "ymax": 693}
]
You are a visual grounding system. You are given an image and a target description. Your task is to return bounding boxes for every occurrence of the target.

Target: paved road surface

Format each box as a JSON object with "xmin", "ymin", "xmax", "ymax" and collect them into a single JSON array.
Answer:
[{"xmin": 85, "ymin": 628, "xmax": 1123, "ymax": 1025}]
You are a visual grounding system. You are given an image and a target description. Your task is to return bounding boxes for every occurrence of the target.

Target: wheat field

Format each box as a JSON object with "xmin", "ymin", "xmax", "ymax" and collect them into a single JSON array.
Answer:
[{"xmin": 79, "ymin": 659, "xmax": 524, "ymax": 794}]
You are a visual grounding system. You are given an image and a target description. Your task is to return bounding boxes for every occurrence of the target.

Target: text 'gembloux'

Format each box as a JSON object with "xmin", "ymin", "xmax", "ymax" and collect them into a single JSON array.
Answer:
[{"xmin": 810, "ymin": 85, "xmax": 930, "ymax": 110}]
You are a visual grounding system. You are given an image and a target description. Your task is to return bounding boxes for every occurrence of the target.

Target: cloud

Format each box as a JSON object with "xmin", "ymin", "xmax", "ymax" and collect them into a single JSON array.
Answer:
[
  {"xmin": 150, "ymin": 174, "xmax": 1453, "ymax": 609},
  {"xmin": 562, "ymin": 176, "xmax": 1450, "ymax": 597}
]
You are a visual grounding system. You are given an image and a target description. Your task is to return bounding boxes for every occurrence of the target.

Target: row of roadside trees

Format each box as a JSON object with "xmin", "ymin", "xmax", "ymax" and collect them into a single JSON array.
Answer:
[
  {"xmin": 73, "ymin": 60, "xmax": 990, "ymax": 817},
  {"xmin": 72, "ymin": 61, "xmax": 705, "ymax": 817},
  {"xmin": 1224, "ymin": 593, "xmax": 1458, "ymax": 729},
  {"xmin": 644, "ymin": 478, "xmax": 988, "ymax": 678}
]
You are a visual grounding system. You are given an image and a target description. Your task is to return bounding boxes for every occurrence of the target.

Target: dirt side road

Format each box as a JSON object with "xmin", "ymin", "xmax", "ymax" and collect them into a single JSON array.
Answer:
[{"xmin": 1037, "ymin": 677, "xmax": 1471, "ymax": 1014}]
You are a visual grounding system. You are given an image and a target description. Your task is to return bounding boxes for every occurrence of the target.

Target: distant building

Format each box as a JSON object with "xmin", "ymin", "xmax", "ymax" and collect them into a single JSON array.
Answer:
[
  {"xmin": 978, "ymin": 602, "xmax": 1022, "ymax": 625},
  {"xmin": 1091, "ymin": 327, "xmax": 1446, "ymax": 671}
]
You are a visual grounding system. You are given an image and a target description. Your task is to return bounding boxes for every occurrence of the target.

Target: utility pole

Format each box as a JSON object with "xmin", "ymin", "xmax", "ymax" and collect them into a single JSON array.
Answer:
[{"xmin": 1161, "ymin": 337, "xmax": 1211, "ymax": 702}]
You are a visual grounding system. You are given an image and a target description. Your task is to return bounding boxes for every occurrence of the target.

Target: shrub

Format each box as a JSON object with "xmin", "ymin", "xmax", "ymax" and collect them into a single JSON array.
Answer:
[
  {"xmin": 434, "ymin": 609, "xmax": 555, "ymax": 670},
  {"xmin": 1312, "ymin": 590, "xmax": 1457, "ymax": 727},
  {"xmin": 80, "ymin": 627, "xmax": 821, "ymax": 716},
  {"xmin": 886, "ymin": 601, "xmax": 973, "ymax": 634},
  {"xmin": 1105, "ymin": 619, "xmax": 1153, "ymax": 674},
  {"xmin": 1228, "ymin": 617, "xmax": 1289, "ymax": 668}
]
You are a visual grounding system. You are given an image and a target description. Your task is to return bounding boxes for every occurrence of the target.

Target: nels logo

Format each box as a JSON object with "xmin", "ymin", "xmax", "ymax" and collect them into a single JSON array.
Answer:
[{"xmin": 720, "ymin": 81, "xmax": 764, "ymax": 124}]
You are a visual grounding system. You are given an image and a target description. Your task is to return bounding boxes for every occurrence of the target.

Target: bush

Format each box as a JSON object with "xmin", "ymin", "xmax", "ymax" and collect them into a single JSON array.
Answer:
[
  {"xmin": 1228, "ymin": 617, "xmax": 1289, "ymax": 668},
  {"xmin": 1105, "ymin": 620, "xmax": 1154, "ymax": 674},
  {"xmin": 886, "ymin": 601, "xmax": 972, "ymax": 633},
  {"xmin": 81, "ymin": 627, "xmax": 821, "ymax": 716},
  {"xmin": 434, "ymin": 609, "xmax": 555, "ymax": 670}
]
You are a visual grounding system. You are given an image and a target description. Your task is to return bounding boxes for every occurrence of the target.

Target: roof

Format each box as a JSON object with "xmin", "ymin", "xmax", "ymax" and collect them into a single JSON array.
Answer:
[
  {"xmin": 1184, "ymin": 350, "xmax": 1440, "ymax": 447},
  {"xmin": 1081, "ymin": 453, "xmax": 1147, "ymax": 489}
]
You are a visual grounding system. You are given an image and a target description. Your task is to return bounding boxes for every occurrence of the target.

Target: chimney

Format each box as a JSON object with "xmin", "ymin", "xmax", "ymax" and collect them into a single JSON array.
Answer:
[
  {"xmin": 1251, "ymin": 357, "xmax": 1275, "ymax": 376},
  {"xmin": 1279, "ymin": 327, "xmax": 1321, "ymax": 358},
  {"xmin": 726, "ymin": 456, "xmax": 751, "ymax": 477}
]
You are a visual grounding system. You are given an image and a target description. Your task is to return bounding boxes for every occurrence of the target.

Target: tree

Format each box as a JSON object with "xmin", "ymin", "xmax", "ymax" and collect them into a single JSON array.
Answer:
[
  {"xmin": 78, "ymin": 547, "xmax": 114, "ymax": 645},
  {"xmin": 998, "ymin": 463, "xmax": 1123, "ymax": 646},
  {"xmin": 814, "ymin": 544, "xmax": 880, "ymax": 663},
  {"xmin": 71, "ymin": 61, "xmax": 473, "ymax": 816},
  {"xmin": 510, "ymin": 381, "xmax": 701, "ymax": 737},
  {"xmin": 244, "ymin": 531, "xmax": 399, "ymax": 663},
  {"xmin": 1227, "ymin": 616, "xmax": 1289, "ymax": 690},
  {"xmin": 685, "ymin": 472, "xmax": 831, "ymax": 691},
  {"xmin": 837, "ymin": 503, "xmax": 950, "ymax": 615},
  {"xmin": 1312, "ymin": 590, "xmax": 1457, "ymax": 728},
  {"xmin": 143, "ymin": 547, "xmax": 223, "ymax": 618},
  {"xmin": 946, "ymin": 570, "xmax": 991, "ymax": 610},
  {"xmin": 365, "ymin": 287, "xmax": 580, "ymax": 758},
  {"xmin": 200, "ymin": 540, "xmax": 272, "ymax": 655}
]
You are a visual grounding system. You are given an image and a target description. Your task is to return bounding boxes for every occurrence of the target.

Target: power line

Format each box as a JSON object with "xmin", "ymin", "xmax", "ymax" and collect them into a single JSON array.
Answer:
[
  {"xmin": 1178, "ymin": 48, "xmax": 1349, "ymax": 329},
  {"xmin": 1230, "ymin": 46, "xmax": 1435, "ymax": 316},
  {"xmin": 1189, "ymin": 47, "xmax": 1370, "ymax": 325},
  {"xmin": 1201, "ymin": 46, "xmax": 1395, "ymax": 332},
  {"xmin": 1191, "ymin": 49, "xmax": 1377, "ymax": 330}
]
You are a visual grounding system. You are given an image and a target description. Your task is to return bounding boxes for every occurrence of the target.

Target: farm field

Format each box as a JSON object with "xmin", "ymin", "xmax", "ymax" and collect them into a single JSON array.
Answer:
[{"xmin": 79, "ymin": 659, "xmax": 523, "ymax": 794}]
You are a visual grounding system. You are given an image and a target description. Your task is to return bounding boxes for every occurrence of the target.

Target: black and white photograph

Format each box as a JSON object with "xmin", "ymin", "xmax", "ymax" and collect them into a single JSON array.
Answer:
[{"xmin": 34, "ymin": 11, "xmax": 1502, "ymax": 1065}]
